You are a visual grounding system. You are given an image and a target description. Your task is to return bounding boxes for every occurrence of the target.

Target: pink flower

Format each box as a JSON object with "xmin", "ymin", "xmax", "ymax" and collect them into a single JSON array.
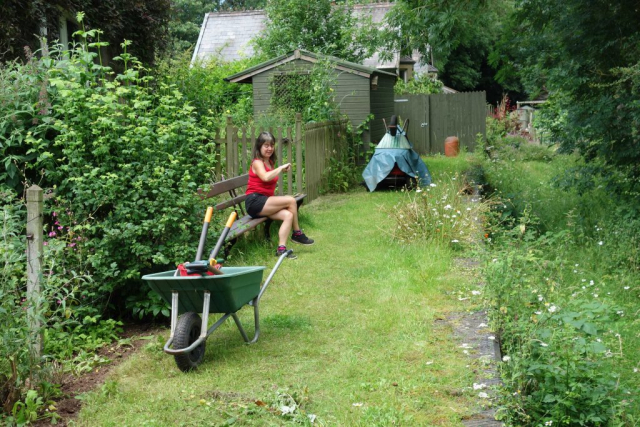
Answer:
[
  {"xmin": 43, "ymin": 241, "xmax": 48, "ymax": 246},
  {"xmin": 48, "ymin": 231, "xmax": 56, "ymax": 237},
  {"xmin": 68, "ymin": 243, "xmax": 76, "ymax": 247},
  {"xmin": 52, "ymin": 212, "xmax": 57, "ymax": 217}
]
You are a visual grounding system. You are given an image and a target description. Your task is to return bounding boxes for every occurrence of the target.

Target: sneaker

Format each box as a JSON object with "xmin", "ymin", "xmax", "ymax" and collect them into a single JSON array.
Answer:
[
  {"xmin": 276, "ymin": 247, "xmax": 297, "ymax": 259},
  {"xmin": 291, "ymin": 231, "xmax": 314, "ymax": 245}
]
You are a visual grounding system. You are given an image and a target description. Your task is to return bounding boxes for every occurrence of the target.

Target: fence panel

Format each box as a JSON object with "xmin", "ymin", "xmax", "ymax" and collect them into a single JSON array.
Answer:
[
  {"xmin": 430, "ymin": 91, "xmax": 486, "ymax": 153},
  {"xmin": 210, "ymin": 115, "xmax": 351, "ymax": 203},
  {"xmin": 394, "ymin": 91, "xmax": 486, "ymax": 154}
]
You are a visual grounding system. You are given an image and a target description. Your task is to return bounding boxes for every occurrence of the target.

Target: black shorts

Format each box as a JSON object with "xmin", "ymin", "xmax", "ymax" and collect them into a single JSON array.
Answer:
[{"xmin": 245, "ymin": 193, "xmax": 269, "ymax": 218}]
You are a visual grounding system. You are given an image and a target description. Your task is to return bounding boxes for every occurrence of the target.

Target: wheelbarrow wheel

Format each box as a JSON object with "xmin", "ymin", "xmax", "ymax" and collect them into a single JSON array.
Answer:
[{"xmin": 173, "ymin": 312, "xmax": 206, "ymax": 372}]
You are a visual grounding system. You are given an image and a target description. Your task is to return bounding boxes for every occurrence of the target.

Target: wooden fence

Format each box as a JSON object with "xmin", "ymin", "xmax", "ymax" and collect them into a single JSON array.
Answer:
[
  {"xmin": 211, "ymin": 114, "xmax": 304, "ymax": 197},
  {"xmin": 394, "ymin": 91, "xmax": 487, "ymax": 154},
  {"xmin": 303, "ymin": 119, "xmax": 351, "ymax": 202},
  {"xmin": 211, "ymin": 115, "xmax": 350, "ymax": 204}
]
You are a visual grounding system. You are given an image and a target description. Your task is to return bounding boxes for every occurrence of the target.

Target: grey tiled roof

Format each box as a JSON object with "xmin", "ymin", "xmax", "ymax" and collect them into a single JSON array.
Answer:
[
  {"xmin": 192, "ymin": 10, "xmax": 266, "ymax": 63},
  {"xmin": 192, "ymin": 2, "xmax": 433, "ymax": 74}
]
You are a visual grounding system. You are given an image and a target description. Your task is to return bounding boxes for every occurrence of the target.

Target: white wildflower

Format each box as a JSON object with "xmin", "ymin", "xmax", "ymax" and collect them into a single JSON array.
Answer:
[
  {"xmin": 598, "ymin": 241, "xmax": 604, "ymax": 246},
  {"xmin": 471, "ymin": 290, "xmax": 481, "ymax": 295},
  {"xmin": 430, "ymin": 183, "xmax": 436, "ymax": 187},
  {"xmin": 280, "ymin": 405, "xmax": 296, "ymax": 415},
  {"xmin": 473, "ymin": 383, "xmax": 487, "ymax": 390},
  {"xmin": 477, "ymin": 323, "xmax": 488, "ymax": 328},
  {"xmin": 624, "ymin": 286, "xmax": 630, "ymax": 290},
  {"xmin": 540, "ymin": 342, "xmax": 548, "ymax": 347},
  {"xmin": 488, "ymin": 336, "xmax": 495, "ymax": 341},
  {"xmin": 548, "ymin": 305, "xmax": 557, "ymax": 313},
  {"xmin": 478, "ymin": 392, "xmax": 489, "ymax": 398},
  {"xmin": 502, "ymin": 355, "xmax": 511, "ymax": 362},
  {"xmin": 352, "ymin": 403, "xmax": 363, "ymax": 407}
]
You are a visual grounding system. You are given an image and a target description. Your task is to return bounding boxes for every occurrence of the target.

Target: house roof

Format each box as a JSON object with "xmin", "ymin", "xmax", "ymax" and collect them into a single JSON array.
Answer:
[
  {"xmin": 192, "ymin": 2, "xmax": 433, "ymax": 75},
  {"xmin": 225, "ymin": 49, "xmax": 397, "ymax": 83}
]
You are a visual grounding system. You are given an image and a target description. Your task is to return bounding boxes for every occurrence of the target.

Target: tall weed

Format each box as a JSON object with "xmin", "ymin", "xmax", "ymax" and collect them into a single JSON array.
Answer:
[{"xmin": 386, "ymin": 172, "xmax": 491, "ymax": 248}]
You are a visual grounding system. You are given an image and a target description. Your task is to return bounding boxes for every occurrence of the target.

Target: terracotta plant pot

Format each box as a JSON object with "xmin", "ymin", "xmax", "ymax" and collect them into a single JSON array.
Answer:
[{"xmin": 444, "ymin": 136, "xmax": 460, "ymax": 157}]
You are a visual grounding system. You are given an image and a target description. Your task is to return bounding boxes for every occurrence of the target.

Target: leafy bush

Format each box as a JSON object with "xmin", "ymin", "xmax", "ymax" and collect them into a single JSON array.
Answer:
[
  {"xmin": 155, "ymin": 52, "xmax": 255, "ymax": 128},
  {"xmin": 0, "ymin": 54, "xmax": 58, "ymax": 195},
  {"xmin": 1, "ymin": 17, "xmax": 221, "ymax": 318}
]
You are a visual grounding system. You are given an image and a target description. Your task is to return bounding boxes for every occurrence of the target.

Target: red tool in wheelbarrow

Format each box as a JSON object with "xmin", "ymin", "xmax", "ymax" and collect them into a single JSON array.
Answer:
[{"xmin": 141, "ymin": 209, "xmax": 293, "ymax": 372}]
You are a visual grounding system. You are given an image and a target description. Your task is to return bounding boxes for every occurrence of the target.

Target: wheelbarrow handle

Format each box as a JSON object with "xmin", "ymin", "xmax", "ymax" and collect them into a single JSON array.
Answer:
[{"xmin": 256, "ymin": 249, "xmax": 292, "ymax": 303}]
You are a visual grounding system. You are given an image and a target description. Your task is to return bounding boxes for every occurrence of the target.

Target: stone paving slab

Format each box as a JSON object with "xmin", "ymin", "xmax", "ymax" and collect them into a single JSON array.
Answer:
[{"xmin": 449, "ymin": 257, "xmax": 504, "ymax": 427}]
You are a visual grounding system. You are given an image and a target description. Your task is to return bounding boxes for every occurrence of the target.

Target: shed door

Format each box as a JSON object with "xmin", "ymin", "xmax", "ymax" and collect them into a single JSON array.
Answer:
[{"xmin": 394, "ymin": 95, "xmax": 430, "ymax": 154}]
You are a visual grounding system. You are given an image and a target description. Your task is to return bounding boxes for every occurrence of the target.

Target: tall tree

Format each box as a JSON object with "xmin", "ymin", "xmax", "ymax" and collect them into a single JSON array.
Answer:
[
  {"xmin": 382, "ymin": 0, "xmax": 511, "ymax": 98},
  {"xmin": 252, "ymin": 0, "xmax": 379, "ymax": 62},
  {"xmin": 493, "ymin": 0, "xmax": 640, "ymax": 191},
  {"xmin": 0, "ymin": 0, "xmax": 170, "ymax": 65}
]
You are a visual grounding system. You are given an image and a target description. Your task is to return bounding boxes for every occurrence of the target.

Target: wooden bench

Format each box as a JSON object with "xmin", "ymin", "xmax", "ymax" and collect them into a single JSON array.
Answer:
[{"xmin": 197, "ymin": 174, "xmax": 306, "ymax": 252}]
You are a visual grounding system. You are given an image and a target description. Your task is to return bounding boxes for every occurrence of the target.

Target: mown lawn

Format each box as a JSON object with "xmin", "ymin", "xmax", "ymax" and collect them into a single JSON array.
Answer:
[{"xmin": 75, "ymin": 155, "xmax": 489, "ymax": 426}]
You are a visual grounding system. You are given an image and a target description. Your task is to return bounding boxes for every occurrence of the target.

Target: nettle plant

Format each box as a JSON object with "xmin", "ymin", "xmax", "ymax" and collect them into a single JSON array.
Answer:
[
  {"xmin": 485, "ymin": 216, "xmax": 629, "ymax": 426},
  {"xmin": 387, "ymin": 173, "xmax": 492, "ymax": 247}
]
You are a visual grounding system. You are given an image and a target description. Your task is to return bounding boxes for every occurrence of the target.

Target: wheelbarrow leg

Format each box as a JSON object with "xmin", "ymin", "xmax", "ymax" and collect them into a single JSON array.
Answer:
[
  {"xmin": 169, "ymin": 292, "xmax": 179, "ymax": 340},
  {"xmin": 249, "ymin": 300, "xmax": 261, "ymax": 344},
  {"xmin": 231, "ymin": 313, "xmax": 250, "ymax": 342}
]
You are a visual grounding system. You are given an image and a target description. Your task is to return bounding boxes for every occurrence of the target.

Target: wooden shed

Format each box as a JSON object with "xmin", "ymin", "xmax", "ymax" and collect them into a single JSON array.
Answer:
[{"xmin": 225, "ymin": 49, "xmax": 397, "ymax": 144}]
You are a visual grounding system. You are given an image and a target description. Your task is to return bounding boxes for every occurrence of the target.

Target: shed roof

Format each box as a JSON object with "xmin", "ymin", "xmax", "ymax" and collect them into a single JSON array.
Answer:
[{"xmin": 225, "ymin": 49, "xmax": 397, "ymax": 84}]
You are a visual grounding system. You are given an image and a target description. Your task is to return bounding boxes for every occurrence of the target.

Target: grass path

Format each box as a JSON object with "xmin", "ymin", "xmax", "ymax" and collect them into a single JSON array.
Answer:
[{"xmin": 78, "ymin": 159, "xmax": 487, "ymax": 426}]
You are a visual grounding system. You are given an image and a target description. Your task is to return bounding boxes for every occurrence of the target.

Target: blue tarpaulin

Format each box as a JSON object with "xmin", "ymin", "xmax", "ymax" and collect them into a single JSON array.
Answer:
[{"xmin": 362, "ymin": 126, "xmax": 432, "ymax": 192}]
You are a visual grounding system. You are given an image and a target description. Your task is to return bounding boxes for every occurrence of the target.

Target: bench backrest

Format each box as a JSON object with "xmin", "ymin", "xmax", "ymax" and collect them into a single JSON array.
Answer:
[{"xmin": 198, "ymin": 174, "xmax": 249, "ymax": 212}]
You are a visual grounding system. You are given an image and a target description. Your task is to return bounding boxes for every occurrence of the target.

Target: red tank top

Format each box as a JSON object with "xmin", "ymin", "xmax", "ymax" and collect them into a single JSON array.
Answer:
[{"xmin": 246, "ymin": 159, "xmax": 278, "ymax": 196}]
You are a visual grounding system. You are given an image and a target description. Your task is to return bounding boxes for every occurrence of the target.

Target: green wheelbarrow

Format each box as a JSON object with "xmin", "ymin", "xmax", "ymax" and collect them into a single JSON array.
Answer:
[{"xmin": 141, "ymin": 250, "xmax": 292, "ymax": 372}]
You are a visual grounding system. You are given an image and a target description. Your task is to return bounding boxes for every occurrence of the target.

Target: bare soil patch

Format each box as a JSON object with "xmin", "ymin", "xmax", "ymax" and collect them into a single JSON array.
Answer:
[{"xmin": 32, "ymin": 323, "xmax": 164, "ymax": 427}]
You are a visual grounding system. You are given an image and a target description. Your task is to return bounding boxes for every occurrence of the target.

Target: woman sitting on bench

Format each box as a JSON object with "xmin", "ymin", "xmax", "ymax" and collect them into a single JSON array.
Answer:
[{"xmin": 245, "ymin": 132, "xmax": 314, "ymax": 259}]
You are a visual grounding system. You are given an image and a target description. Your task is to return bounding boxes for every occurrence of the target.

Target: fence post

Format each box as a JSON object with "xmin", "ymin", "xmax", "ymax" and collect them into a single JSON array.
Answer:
[
  {"xmin": 226, "ymin": 116, "xmax": 235, "ymax": 177},
  {"xmin": 26, "ymin": 185, "xmax": 43, "ymax": 359},
  {"xmin": 295, "ymin": 113, "xmax": 303, "ymax": 195}
]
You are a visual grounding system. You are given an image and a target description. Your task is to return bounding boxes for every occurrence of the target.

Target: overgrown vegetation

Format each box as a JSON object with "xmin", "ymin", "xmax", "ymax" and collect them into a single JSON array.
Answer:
[
  {"xmin": 492, "ymin": 0, "xmax": 640, "ymax": 197},
  {"xmin": 478, "ymin": 114, "xmax": 640, "ymax": 424}
]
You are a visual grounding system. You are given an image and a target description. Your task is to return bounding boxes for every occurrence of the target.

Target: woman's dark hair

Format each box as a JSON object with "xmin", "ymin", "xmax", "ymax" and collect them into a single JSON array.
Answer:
[{"xmin": 252, "ymin": 131, "xmax": 276, "ymax": 166}]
